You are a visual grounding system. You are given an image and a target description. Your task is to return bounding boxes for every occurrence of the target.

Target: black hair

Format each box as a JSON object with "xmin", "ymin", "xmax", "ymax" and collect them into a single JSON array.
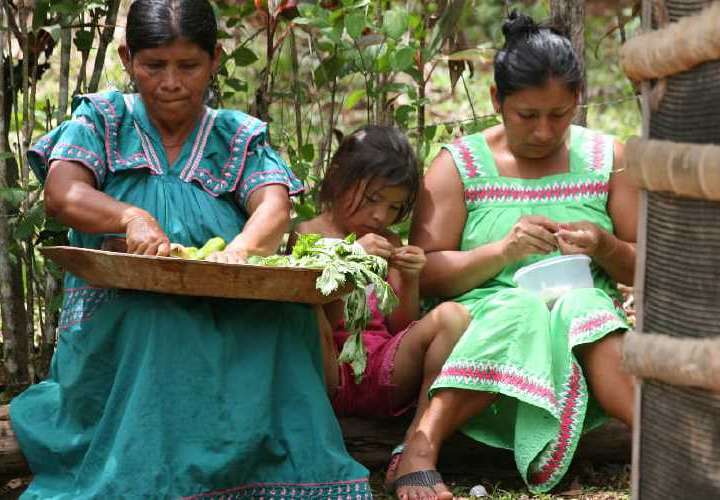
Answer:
[
  {"xmin": 126, "ymin": 0, "xmax": 217, "ymax": 58},
  {"xmin": 319, "ymin": 126, "xmax": 420, "ymax": 223},
  {"xmin": 494, "ymin": 11, "xmax": 583, "ymax": 102}
]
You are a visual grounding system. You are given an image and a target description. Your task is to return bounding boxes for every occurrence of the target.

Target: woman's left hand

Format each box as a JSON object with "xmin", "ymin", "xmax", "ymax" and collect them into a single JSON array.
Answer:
[
  {"xmin": 556, "ymin": 221, "xmax": 615, "ymax": 258},
  {"xmin": 205, "ymin": 246, "xmax": 249, "ymax": 264},
  {"xmin": 389, "ymin": 245, "xmax": 426, "ymax": 278}
]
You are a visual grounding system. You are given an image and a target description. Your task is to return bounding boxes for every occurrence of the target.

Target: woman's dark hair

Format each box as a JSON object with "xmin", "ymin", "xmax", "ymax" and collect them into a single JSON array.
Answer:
[
  {"xmin": 494, "ymin": 11, "xmax": 583, "ymax": 102},
  {"xmin": 126, "ymin": 0, "xmax": 217, "ymax": 58},
  {"xmin": 319, "ymin": 126, "xmax": 420, "ymax": 223}
]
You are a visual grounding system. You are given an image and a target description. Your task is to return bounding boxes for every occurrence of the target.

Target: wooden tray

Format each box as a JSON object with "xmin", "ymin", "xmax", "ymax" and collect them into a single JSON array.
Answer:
[{"xmin": 40, "ymin": 246, "xmax": 350, "ymax": 304}]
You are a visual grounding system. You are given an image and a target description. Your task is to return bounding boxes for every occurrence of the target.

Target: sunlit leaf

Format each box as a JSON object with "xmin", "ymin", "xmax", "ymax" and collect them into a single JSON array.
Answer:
[{"xmin": 344, "ymin": 88, "xmax": 365, "ymax": 110}]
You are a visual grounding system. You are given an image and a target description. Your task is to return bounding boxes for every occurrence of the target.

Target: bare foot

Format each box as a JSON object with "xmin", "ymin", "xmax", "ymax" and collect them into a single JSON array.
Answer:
[
  {"xmin": 392, "ymin": 433, "xmax": 453, "ymax": 500},
  {"xmin": 384, "ymin": 448, "xmax": 404, "ymax": 490}
]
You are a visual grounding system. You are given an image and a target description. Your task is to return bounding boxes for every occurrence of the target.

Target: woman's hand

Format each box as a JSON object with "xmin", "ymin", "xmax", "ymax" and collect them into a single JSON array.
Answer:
[
  {"xmin": 556, "ymin": 221, "xmax": 616, "ymax": 258},
  {"xmin": 390, "ymin": 245, "xmax": 426, "ymax": 278},
  {"xmin": 357, "ymin": 233, "xmax": 395, "ymax": 259},
  {"xmin": 124, "ymin": 214, "xmax": 170, "ymax": 256},
  {"xmin": 205, "ymin": 246, "xmax": 249, "ymax": 264},
  {"xmin": 500, "ymin": 215, "xmax": 559, "ymax": 264}
]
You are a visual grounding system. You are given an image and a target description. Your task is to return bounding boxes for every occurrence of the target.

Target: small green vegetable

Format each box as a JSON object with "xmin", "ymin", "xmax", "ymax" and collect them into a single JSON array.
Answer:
[
  {"xmin": 195, "ymin": 237, "xmax": 226, "ymax": 260},
  {"xmin": 170, "ymin": 237, "xmax": 225, "ymax": 261}
]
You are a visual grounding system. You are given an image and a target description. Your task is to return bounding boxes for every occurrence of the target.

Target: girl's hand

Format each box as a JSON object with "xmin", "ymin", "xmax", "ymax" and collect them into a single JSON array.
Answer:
[
  {"xmin": 556, "ymin": 221, "xmax": 616, "ymax": 258},
  {"xmin": 357, "ymin": 233, "xmax": 394, "ymax": 259},
  {"xmin": 205, "ymin": 246, "xmax": 249, "ymax": 264},
  {"xmin": 390, "ymin": 245, "xmax": 426, "ymax": 278},
  {"xmin": 500, "ymin": 215, "xmax": 559, "ymax": 264},
  {"xmin": 124, "ymin": 214, "xmax": 170, "ymax": 256}
]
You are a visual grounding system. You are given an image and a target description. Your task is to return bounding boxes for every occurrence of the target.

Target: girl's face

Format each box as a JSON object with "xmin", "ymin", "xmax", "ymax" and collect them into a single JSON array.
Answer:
[
  {"xmin": 492, "ymin": 78, "xmax": 578, "ymax": 159},
  {"xmin": 335, "ymin": 178, "xmax": 410, "ymax": 237}
]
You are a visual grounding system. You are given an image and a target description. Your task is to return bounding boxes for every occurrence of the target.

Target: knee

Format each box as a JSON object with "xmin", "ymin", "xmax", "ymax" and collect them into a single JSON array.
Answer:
[
  {"xmin": 430, "ymin": 302, "xmax": 471, "ymax": 339},
  {"xmin": 582, "ymin": 331, "xmax": 625, "ymax": 366}
]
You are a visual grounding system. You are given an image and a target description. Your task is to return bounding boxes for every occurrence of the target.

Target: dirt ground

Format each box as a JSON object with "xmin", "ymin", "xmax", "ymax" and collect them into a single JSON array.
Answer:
[{"xmin": 370, "ymin": 460, "xmax": 631, "ymax": 499}]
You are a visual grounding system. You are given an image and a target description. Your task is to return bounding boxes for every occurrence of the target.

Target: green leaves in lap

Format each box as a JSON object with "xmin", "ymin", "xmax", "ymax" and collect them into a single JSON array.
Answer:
[{"xmin": 249, "ymin": 234, "xmax": 398, "ymax": 382}]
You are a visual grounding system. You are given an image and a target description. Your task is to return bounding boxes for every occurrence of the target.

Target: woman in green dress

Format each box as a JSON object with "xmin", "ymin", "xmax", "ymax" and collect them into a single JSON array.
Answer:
[
  {"xmin": 10, "ymin": 1, "xmax": 370, "ymax": 498},
  {"xmin": 389, "ymin": 12, "xmax": 637, "ymax": 499}
]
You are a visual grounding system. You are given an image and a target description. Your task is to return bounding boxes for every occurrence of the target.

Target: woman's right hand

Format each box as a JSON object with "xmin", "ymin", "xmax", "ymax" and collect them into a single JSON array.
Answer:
[
  {"xmin": 500, "ymin": 215, "xmax": 559, "ymax": 264},
  {"xmin": 357, "ymin": 233, "xmax": 395, "ymax": 259},
  {"xmin": 124, "ymin": 213, "xmax": 170, "ymax": 256}
]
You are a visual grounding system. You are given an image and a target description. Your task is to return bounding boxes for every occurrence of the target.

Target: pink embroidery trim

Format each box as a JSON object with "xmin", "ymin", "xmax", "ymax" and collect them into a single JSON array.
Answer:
[
  {"xmin": 240, "ymin": 180, "xmax": 304, "ymax": 207},
  {"xmin": 181, "ymin": 478, "xmax": 371, "ymax": 499},
  {"xmin": 590, "ymin": 131, "xmax": 607, "ymax": 172},
  {"xmin": 437, "ymin": 361, "xmax": 558, "ymax": 409},
  {"xmin": 569, "ymin": 311, "xmax": 624, "ymax": 343},
  {"xmin": 465, "ymin": 181, "xmax": 608, "ymax": 203},
  {"xmin": 180, "ymin": 108, "xmax": 213, "ymax": 180},
  {"xmin": 529, "ymin": 362, "xmax": 583, "ymax": 486},
  {"xmin": 452, "ymin": 138, "xmax": 479, "ymax": 178}
]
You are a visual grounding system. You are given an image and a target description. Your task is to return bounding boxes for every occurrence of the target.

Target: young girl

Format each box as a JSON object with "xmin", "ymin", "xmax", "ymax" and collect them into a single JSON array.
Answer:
[{"xmin": 294, "ymin": 125, "xmax": 470, "ymax": 484}]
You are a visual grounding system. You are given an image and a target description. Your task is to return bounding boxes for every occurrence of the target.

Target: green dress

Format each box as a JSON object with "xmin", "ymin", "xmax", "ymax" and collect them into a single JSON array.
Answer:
[
  {"xmin": 11, "ymin": 90, "xmax": 371, "ymax": 499},
  {"xmin": 430, "ymin": 126, "xmax": 628, "ymax": 493}
]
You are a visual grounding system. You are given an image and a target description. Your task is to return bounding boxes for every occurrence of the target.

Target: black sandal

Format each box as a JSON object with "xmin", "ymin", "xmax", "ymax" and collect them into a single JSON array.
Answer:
[{"xmin": 391, "ymin": 469, "xmax": 445, "ymax": 495}]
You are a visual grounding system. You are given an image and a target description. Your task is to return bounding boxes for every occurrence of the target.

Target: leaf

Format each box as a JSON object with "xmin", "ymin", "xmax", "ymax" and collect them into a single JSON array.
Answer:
[
  {"xmin": 344, "ymin": 13, "xmax": 365, "ymax": 40},
  {"xmin": 383, "ymin": 8, "xmax": 408, "ymax": 40},
  {"xmin": 73, "ymin": 30, "xmax": 94, "ymax": 53},
  {"xmin": 44, "ymin": 24, "xmax": 63, "ymax": 43},
  {"xmin": 391, "ymin": 46, "xmax": 416, "ymax": 72},
  {"xmin": 424, "ymin": 125, "xmax": 437, "ymax": 142},
  {"xmin": 336, "ymin": 329, "xmax": 367, "ymax": 383},
  {"xmin": 394, "ymin": 104, "xmax": 413, "ymax": 127},
  {"xmin": 224, "ymin": 78, "xmax": 248, "ymax": 92},
  {"xmin": 232, "ymin": 47, "xmax": 259, "ymax": 67},
  {"xmin": 344, "ymin": 88, "xmax": 365, "ymax": 110},
  {"xmin": 300, "ymin": 143, "xmax": 314, "ymax": 162},
  {"xmin": 426, "ymin": 0, "xmax": 466, "ymax": 62},
  {"xmin": 0, "ymin": 187, "xmax": 26, "ymax": 207},
  {"xmin": 314, "ymin": 54, "xmax": 345, "ymax": 87}
]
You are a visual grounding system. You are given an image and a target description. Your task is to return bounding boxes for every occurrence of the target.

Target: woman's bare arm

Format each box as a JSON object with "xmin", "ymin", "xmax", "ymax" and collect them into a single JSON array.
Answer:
[
  {"xmin": 44, "ymin": 161, "xmax": 151, "ymax": 234},
  {"xmin": 410, "ymin": 149, "xmax": 509, "ymax": 298},
  {"xmin": 597, "ymin": 141, "xmax": 638, "ymax": 285},
  {"xmin": 228, "ymin": 185, "xmax": 291, "ymax": 256}
]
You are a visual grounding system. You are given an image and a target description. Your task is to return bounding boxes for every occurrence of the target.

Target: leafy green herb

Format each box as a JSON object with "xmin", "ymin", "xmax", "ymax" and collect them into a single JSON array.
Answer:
[{"xmin": 249, "ymin": 234, "xmax": 398, "ymax": 382}]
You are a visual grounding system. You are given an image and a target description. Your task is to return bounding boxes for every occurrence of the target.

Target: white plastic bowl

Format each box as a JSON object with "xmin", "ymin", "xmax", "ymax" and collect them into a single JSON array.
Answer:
[{"xmin": 513, "ymin": 254, "xmax": 594, "ymax": 305}]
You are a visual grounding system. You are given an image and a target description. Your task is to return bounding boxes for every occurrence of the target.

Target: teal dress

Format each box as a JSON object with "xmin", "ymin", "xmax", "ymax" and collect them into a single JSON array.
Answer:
[
  {"xmin": 430, "ymin": 127, "xmax": 629, "ymax": 493},
  {"xmin": 12, "ymin": 90, "xmax": 371, "ymax": 499}
]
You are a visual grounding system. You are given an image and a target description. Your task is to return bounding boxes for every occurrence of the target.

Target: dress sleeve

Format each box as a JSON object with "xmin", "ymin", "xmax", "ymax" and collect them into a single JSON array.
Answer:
[
  {"xmin": 27, "ymin": 98, "xmax": 107, "ymax": 187},
  {"xmin": 234, "ymin": 139, "xmax": 304, "ymax": 208}
]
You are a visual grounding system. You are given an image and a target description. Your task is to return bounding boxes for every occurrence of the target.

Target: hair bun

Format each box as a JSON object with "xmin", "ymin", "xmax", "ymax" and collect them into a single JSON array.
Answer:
[{"xmin": 502, "ymin": 10, "xmax": 538, "ymax": 43}]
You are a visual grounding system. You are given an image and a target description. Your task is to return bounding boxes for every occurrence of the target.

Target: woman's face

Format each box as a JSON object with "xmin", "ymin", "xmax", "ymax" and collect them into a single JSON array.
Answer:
[
  {"xmin": 492, "ymin": 78, "xmax": 578, "ymax": 159},
  {"xmin": 120, "ymin": 38, "xmax": 221, "ymax": 127},
  {"xmin": 335, "ymin": 178, "xmax": 410, "ymax": 237}
]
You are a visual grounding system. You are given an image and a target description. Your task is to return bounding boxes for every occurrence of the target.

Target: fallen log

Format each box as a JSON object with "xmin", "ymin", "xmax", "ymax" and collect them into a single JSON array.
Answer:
[
  {"xmin": 0, "ymin": 406, "xmax": 28, "ymax": 482},
  {"xmin": 0, "ymin": 406, "xmax": 630, "ymax": 482},
  {"xmin": 340, "ymin": 416, "xmax": 631, "ymax": 474}
]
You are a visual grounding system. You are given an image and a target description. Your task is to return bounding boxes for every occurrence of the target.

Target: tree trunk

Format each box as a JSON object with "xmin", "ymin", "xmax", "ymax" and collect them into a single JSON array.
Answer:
[
  {"xmin": 0, "ymin": 2, "xmax": 30, "ymax": 391},
  {"xmin": 550, "ymin": 0, "xmax": 587, "ymax": 126},
  {"xmin": 88, "ymin": 0, "xmax": 121, "ymax": 94}
]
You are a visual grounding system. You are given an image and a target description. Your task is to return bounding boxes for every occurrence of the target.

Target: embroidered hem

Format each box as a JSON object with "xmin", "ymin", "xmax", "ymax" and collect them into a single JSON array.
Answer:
[
  {"xmin": 432, "ymin": 360, "xmax": 559, "ymax": 417},
  {"xmin": 182, "ymin": 478, "xmax": 372, "ymax": 499},
  {"xmin": 528, "ymin": 361, "xmax": 587, "ymax": 491}
]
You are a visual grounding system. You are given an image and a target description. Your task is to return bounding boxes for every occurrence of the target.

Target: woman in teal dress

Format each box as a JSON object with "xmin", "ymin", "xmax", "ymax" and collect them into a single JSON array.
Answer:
[
  {"xmin": 10, "ymin": 1, "xmax": 370, "ymax": 498},
  {"xmin": 388, "ymin": 12, "xmax": 637, "ymax": 499}
]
